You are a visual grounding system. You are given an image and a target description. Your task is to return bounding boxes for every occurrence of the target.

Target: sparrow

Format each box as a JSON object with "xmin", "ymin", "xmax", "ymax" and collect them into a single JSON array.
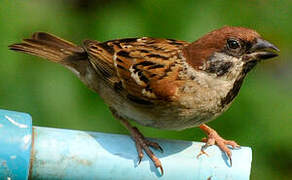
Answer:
[{"xmin": 9, "ymin": 26, "xmax": 279, "ymax": 174}]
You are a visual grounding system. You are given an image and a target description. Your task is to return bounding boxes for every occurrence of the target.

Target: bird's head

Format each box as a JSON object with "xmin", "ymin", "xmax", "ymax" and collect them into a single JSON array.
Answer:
[{"xmin": 183, "ymin": 26, "xmax": 279, "ymax": 78}]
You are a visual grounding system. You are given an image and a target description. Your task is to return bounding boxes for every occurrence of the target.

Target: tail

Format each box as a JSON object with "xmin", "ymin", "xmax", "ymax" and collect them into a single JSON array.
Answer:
[{"xmin": 9, "ymin": 32, "xmax": 86, "ymax": 64}]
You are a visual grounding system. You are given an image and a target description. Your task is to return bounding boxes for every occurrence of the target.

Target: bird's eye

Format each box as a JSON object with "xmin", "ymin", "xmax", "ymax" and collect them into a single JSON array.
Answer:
[{"xmin": 227, "ymin": 39, "xmax": 240, "ymax": 49}]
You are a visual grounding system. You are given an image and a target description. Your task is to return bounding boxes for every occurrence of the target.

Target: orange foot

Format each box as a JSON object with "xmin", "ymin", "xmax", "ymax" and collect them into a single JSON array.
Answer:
[
  {"xmin": 131, "ymin": 127, "xmax": 163, "ymax": 172},
  {"xmin": 110, "ymin": 108, "xmax": 164, "ymax": 175},
  {"xmin": 198, "ymin": 124, "xmax": 240, "ymax": 166},
  {"xmin": 119, "ymin": 118, "xmax": 164, "ymax": 175}
]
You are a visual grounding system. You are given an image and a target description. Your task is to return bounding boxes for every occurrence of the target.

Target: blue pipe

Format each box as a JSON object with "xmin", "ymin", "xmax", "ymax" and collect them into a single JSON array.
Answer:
[
  {"xmin": 0, "ymin": 109, "xmax": 252, "ymax": 180},
  {"xmin": 0, "ymin": 109, "xmax": 32, "ymax": 180}
]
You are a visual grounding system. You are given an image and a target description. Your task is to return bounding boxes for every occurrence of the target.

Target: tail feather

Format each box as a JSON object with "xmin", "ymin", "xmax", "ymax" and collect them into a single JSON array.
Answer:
[
  {"xmin": 9, "ymin": 32, "xmax": 85, "ymax": 64},
  {"xmin": 31, "ymin": 32, "xmax": 77, "ymax": 49}
]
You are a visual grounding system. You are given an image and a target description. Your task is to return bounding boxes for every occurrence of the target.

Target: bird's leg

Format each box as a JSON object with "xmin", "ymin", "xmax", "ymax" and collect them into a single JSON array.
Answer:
[
  {"xmin": 110, "ymin": 109, "xmax": 163, "ymax": 174},
  {"xmin": 198, "ymin": 124, "xmax": 240, "ymax": 166}
]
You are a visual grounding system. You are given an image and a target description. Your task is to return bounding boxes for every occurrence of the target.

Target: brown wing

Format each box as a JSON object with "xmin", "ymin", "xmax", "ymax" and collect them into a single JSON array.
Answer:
[{"xmin": 83, "ymin": 37, "xmax": 189, "ymax": 104}]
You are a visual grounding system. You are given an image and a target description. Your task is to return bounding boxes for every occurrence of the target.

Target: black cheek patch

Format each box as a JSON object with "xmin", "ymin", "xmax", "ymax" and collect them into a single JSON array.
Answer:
[
  {"xmin": 206, "ymin": 61, "xmax": 234, "ymax": 76},
  {"xmin": 217, "ymin": 61, "xmax": 234, "ymax": 76}
]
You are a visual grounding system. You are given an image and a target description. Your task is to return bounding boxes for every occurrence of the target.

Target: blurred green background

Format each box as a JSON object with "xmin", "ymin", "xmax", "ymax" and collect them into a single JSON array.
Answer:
[{"xmin": 0, "ymin": 0, "xmax": 291, "ymax": 179}]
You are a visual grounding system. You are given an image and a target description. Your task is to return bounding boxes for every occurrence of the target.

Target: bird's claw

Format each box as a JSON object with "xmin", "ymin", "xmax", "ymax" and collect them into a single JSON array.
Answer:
[
  {"xmin": 131, "ymin": 127, "xmax": 164, "ymax": 175},
  {"xmin": 198, "ymin": 124, "xmax": 240, "ymax": 167}
]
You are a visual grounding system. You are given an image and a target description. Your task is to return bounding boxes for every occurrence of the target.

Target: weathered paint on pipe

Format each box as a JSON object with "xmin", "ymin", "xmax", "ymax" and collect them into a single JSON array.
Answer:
[
  {"xmin": 0, "ymin": 109, "xmax": 32, "ymax": 180},
  {"xmin": 30, "ymin": 126, "xmax": 252, "ymax": 180}
]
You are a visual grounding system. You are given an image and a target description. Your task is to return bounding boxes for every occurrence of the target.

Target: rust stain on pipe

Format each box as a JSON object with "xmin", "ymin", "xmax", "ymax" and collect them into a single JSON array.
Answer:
[{"xmin": 28, "ymin": 127, "xmax": 35, "ymax": 180}]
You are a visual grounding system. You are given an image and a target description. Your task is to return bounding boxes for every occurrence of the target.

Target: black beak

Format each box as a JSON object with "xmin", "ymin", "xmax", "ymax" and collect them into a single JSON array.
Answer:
[{"xmin": 247, "ymin": 38, "xmax": 280, "ymax": 60}]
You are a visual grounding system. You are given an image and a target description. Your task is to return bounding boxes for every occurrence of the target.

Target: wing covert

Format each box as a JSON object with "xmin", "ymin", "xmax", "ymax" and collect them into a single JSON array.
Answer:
[{"xmin": 83, "ymin": 37, "xmax": 189, "ymax": 103}]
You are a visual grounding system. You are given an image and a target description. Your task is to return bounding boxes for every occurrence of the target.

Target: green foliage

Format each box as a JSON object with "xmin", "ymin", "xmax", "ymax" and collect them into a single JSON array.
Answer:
[{"xmin": 0, "ymin": 0, "xmax": 291, "ymax": 179}]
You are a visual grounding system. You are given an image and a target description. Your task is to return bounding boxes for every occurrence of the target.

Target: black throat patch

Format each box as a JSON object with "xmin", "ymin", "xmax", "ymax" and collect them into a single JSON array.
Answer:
[{"xmin": 220, "ymin": 61, "xmax": 257, "ymax": 107}]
